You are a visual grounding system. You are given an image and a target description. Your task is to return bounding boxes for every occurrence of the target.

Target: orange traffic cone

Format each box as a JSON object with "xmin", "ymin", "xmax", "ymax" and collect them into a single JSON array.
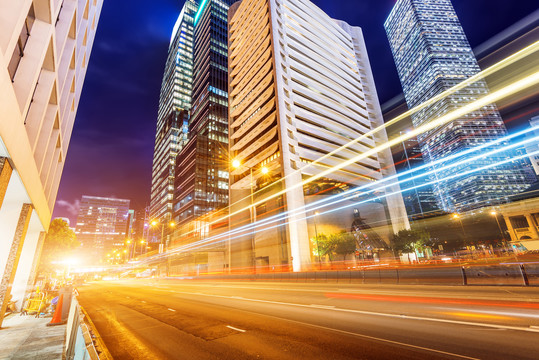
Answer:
[{"xmin": 47, "ymin": 294, "xmax": 66, "ymax": 326}]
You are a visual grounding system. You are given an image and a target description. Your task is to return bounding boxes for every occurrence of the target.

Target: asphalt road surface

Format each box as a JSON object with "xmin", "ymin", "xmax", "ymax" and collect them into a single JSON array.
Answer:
[{"xmin": 77, "ymin": 280, "xmax": 539, "ymax": 360}]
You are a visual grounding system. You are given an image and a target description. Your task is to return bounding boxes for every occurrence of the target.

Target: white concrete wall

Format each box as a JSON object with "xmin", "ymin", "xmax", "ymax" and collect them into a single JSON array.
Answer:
[{"xmin": 0, "ymin": 0, "xmax": 104, "ymax": 306}]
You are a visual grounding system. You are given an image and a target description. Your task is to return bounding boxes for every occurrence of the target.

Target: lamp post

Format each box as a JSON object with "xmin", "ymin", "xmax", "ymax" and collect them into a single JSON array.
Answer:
[
  {"xmin": 491, "ymin": 211, "xmax": 509, "ymax": 254},
  {"xmin": 139, "ymin": 240, "xmax": 146, "ymax": 255},
  {"xmin": 453, "ymin": 214, "xmax": 470, "ymax": 257},
  {"xmin": 232, "ymin": 159, "xmax": 268, "ymax": 273},
  {"xmin": 151, "ymin": 220, "xmax": 175, "ymax": 253},
  {"xmin": 313, "ymin": 211, "xmax": 321, "ymax": 270}
]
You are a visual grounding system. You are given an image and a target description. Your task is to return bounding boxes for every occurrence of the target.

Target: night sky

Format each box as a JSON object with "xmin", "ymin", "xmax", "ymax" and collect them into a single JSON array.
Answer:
[{"xmin": 52, "ymin": 0, "xmax": 538, "ymax": 223}]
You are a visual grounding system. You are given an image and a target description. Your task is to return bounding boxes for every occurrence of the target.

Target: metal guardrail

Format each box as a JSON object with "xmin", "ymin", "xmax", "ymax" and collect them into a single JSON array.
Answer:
[
  {"xmin": 65, "ymin": 293, "xmax": 112, "ymax": 360},
  {"xmin": 173, "ymin": 263, "xmax": 539, "ymax": 286}
]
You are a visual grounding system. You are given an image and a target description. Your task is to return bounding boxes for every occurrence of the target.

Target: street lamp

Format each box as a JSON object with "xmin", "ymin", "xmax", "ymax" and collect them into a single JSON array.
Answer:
[
  {"xmin": 140, "ymin": 240, "xmax": 146, "ymax": 255},
  {"xmin": 453, "ymin": 213, "xmax": 471, "ymax": 257},
  {"xmin": 151, "ymin": 220, "xmax": 176, "ymax": 253},
  {"xmin": 490, "ymin": 211, "xmax": 509, "ymax": 254},
  {"xmin": 232, "ymin": 159, "xmax": 269, "ymax": 273},
  {"xmin": 313, "ymin": 211, "xmax": 321, "ymax": 270}
]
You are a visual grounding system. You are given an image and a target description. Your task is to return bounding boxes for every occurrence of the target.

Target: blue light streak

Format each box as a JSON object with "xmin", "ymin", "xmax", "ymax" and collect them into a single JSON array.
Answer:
[
  {"xmin": 194, "ymin": 0, "xmax": 210, "ymax": 26},
  {"xmin": 169, "ymin": 128, "xmax": 539, "ymax": 248},
  {"xmin": 152, "ymin": 132, "xmax": 539, "ymax": 259}
]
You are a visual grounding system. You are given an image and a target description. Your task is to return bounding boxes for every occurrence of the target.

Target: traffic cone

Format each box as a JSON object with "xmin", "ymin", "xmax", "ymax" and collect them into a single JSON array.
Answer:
[{"xmin": 47, "ymin": 294, "xmax": 66, "ymax": 326}]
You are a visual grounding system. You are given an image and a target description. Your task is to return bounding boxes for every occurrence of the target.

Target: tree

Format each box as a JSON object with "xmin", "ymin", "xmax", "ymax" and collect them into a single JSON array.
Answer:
[
  {"xmin": 312, "ymin": 231, "xmax": 357, "ymax": 262},
  {"xmin": 392, "ymin": 228, "xmax": 430, "ymax": 254},
  {"xmin": 38, "ymin": 219, "xmax": 80, "ymax": 274},
  {"xmin": 332, "ymin": 231, "xmax": 357, "ymax": 260},
  {"xmin": 312, "ymin": 234, "xmax": 333, "ymax": 262}
]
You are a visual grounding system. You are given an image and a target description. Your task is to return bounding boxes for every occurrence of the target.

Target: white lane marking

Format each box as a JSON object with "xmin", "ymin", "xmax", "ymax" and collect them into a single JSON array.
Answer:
[
  {"xmin": 175, "ymin": 291, "xmax": 539, "ymax": 333},
  {"xmin": 271, "ymin": 314, "xmax": 479, "ymax": 360},
  {"xmin": 168, "ymin": 308, "xmax": 176, "ymax": 312},
  {"xmin": 309, "ymin": 304, "xmax": 335, "ymax": 309},
  {"xmin": 227, "ymin": 325, "xmax": 246, "ymax": 333},
  {"xmin": 439, "ymin": 307, "xmax": 539, "ymax": 319},
  {"xmin": 141, "ymin": 301, "xmax": 146, "ymax": 304},
  {"xmin": 155, "ymin": 282, "xmax": 539, "ymax": 303}
]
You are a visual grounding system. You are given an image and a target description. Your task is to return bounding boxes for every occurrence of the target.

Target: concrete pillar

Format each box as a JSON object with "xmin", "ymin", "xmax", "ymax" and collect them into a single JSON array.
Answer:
[
  {"xmin": 22, "ymin": 231, "xmax": 46, "ymax": 304},
  {"xmin": 503, "ymin": 216, "xmax": 517, "ymax": 242},
  {"xmin": 0, "ymin": 157, "xmax": 13, "ymax": 209},
  {"xmin": 11, "ymin": 226, "xmax": 42, "ymax": 310},
  {"xmin": 525, "ymin": 214, "xmax": 539, "ymax": 239},
  {"xmin": 0, "ymin": 203, "xmax": 33, "ymax": 328}
]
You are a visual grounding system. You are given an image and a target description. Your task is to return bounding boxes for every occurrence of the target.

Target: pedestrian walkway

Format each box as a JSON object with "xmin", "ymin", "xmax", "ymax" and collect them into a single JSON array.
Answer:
[{"xmin": 0, "ymin": 314, "xmax": 65, "ymax": 360}]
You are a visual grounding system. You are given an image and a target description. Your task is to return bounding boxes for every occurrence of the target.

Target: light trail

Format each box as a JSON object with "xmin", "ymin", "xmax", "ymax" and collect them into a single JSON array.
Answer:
[
  {"xmin": 173, "ymin": 43, "xmax": 539, "ymax": 243},
  {"xmin": 148, "ymin": 139, "xmax": 539, "ymax": 261},
  {"xmin": 137, "ymin": 45, "xmax": 539, "ymax": 266},
  {"xmin": 176, "ymin": 129, "xmax": 539, "ymax": 251},
  {"xmin": 226, "ymin": 41, "xmax": 539, "ymax": 214}
]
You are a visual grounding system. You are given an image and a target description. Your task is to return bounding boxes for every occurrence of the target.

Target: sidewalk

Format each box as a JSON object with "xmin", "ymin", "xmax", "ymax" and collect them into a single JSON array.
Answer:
[{"xmin": 0, "ymin": 314, "xmax": 65, "ymax": 360}]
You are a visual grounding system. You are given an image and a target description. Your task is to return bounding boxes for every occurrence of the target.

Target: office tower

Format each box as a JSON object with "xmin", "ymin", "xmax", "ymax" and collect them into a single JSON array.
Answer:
[
  {"xmin": 150, "ymin": 0, "xmax": 197, "ymax": 241},
  {"xmin": 0, "ymin": 0, "xmax": 103, "ymax": 322},
  {"xmin": 525, "ymin": 116, "xmax": 539, "ymax": 176},
  {"xmin": 74, "ymin": 196, "xmax": 130, "ymax": 262},
  {"xmin": 228, "ymin": 0, "xmax": 409, "ymax": 272},
  {"xmin": 173, "ymin": 0, "xmax": 233, "ymax": 239},
  {"xmin": 385, "ymin": 0, "xmax": 531, "ymax": 212},
  {"xmin": 393, "ymin": 133, "xmax": 441, "ymax": 220}
]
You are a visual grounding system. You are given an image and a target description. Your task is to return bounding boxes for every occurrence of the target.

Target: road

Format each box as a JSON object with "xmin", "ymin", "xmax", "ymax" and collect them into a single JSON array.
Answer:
[{"xmin": 77, "ymin": 280, "xmax": 539, "ymax": 360}]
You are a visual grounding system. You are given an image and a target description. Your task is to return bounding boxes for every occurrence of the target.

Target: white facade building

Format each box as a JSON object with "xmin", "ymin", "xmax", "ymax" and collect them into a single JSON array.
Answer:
[
  {"xmin": 228, "ymin": 0, "xmax": 409, "ymax": 272},
  {"xmin": 0, "ymin": 0, "xmax": 103, "ymax": 321}
]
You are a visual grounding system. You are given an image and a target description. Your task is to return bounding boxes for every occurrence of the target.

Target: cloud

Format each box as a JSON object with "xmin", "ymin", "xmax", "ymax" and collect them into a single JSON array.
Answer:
[{"xmin": 55, "ymin": 199, "xmax": 81, "ymax": 218}]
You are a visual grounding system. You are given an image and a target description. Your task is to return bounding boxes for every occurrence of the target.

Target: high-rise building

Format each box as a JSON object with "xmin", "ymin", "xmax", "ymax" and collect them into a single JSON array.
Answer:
[
  {"xmin": 393, "ymin": 133, "xmax": 441, "ymax": 220},
  {"xmin": 0, "ymin": 0, "xmax": 103, "ymax": 322},
  {"xmin": 74, "ymin": 196, "xmax": 130, "ymax": 262},
  {"xmin": 173, "ymin": 0, "xmax": 233, "ymax": 241},
  {"xmin": 525, "ymin": 116, "xmax": 539, "ymax": 176},
  {"xmin": 150, "ymin": 0, "xmax": 197, "ymax": 240},
  {"xmin": 385, "ymin": 0, "xmax": 531, "ymax": 212},
  {"xmin": 228, "ymin": 0, "xmax": 409, "ymax": 272}
]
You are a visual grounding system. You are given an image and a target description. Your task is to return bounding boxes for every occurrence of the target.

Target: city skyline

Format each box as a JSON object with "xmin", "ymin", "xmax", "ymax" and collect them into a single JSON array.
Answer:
[
  {"xmin": 51, "ymin": 0, "xmax": 538, "ymax": 224},
  {"xmin": 2, "ymin": 1, "xmax": 539, "ymax": 357}
]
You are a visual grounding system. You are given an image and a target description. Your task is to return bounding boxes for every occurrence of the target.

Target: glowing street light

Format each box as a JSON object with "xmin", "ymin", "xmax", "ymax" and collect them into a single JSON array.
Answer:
[
  {"xmin": 151, "ymin": 220, "xmax": 176, "ymax": 253},
  {"xmin": 490, "ymin": 210, "xmax": 509, "ymax": 252},
  {"xmin": 313, "ymin": 211, "xmax": 321, "ymax": 270},
  {"xmin": 230, "ymin": 159, "xmax": 272, "ymax": 273}
]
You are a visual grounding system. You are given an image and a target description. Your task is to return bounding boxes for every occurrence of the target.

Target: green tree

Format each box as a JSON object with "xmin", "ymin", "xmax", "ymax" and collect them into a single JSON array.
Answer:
[
  {"xmin": 312, "ymin": 234, "xmax": 333, "ymax": 262},
  {"xmin": 312, "ymin": 231, "xmax": 358, "ymax": 262},
  {"xmin": 332, "ymin": 231, "xmax": 357, "ymax": 260},
  {"xmin": 392, "ymin": 228, "xmax": 430, "ymax": 254},
  {"xmin": 38, "ymin": 219, "xmax": 80, "ymax": 274}
]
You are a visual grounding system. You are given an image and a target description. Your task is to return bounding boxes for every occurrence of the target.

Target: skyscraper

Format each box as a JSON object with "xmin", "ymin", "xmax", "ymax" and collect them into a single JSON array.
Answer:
[
  {"xmin": 525, "ymin": 116, "xmax": 539, "ymax": 176},
  {"xmin": 393, "ymin": 133, "xmax": 441, "ymax": 220},
  {"xmin": 228, "ymin": 0, "xmax": 409, "ymax": 272},
  {"xmin": 0, "ymin": 0, "xmax": 103, "ymax": 322},
  {"xmin": 385, "ymin": 0, "xmax": 531, "ymax": 212},
  {"xmin": 75, "ymin": 196, "xmax": 131, "ymax": 262},
  {"xmin": 150, "ymin": 0, "xmax": 197, "ymax": 240},
  {"xmin": 173, "ymin": 0, "xmax": 233, "ymax": 241}
]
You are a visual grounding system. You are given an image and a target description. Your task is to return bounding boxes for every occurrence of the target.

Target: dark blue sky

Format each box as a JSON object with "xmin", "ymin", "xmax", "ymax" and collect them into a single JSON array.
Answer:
[{"xmin": 52, "ymin": 0, "xmax": 538, "ymax": 222}]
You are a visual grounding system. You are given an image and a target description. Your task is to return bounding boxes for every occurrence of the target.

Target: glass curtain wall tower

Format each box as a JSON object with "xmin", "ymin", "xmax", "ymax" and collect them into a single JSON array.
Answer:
[
  {"xmin": 173, "ymin": 0, "xmax": 232, "ymax": 240},
  {"xmin": 150, "ymin": 0, "xmax": 197, "ymax": 243},
  {"xmin": 385, "ymin": 0, "xmax": 531, "ymax": 212}
]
